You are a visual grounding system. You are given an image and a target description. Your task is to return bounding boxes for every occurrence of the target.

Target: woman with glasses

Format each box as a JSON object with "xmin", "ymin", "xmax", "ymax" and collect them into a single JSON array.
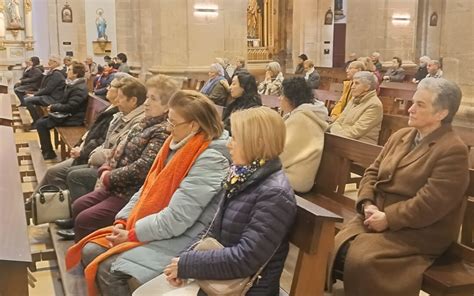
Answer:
[
  {"xmin": 66, "ymin": 90, "xmax": 230, "ymax": 296},
  {"xmin": 57, "ymin": 75, "xmax": 178, "ymax": 241}
]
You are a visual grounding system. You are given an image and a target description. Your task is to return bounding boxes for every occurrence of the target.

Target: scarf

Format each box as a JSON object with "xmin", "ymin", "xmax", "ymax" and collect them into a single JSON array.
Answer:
[
  {"xmin": 201, "ymin": 75, "xmax": 225, "ymax": 95},
  {"xmin": 65, "ymin": 132, "xmax": 210, "ymax": 296},
  {"xmin": 222, "ymin": 159, "xmax": 266, "ymax": 199}
]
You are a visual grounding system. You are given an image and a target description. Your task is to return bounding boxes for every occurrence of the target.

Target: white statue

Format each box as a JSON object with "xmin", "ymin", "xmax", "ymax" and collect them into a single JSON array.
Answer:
[{"xmin": 6, "ymin": 0, "xmax": 22, "ymax": 29}]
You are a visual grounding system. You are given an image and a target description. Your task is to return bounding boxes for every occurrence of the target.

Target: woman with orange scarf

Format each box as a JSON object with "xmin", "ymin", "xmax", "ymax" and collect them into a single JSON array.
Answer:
[{"xmin": 65, "ymin": 91, "xmax": 230, "ymax": 296}]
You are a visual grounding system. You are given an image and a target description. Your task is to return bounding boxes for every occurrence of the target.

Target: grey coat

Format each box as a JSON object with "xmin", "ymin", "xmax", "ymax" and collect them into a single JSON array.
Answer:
[{"xmin": 110, "ymin": 131, "xmax": 231, "ymax": 283}]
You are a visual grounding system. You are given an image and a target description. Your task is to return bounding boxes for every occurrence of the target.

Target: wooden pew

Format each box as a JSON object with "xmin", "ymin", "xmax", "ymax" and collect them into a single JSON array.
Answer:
[
  {"xmin": 55, "ymin": 94, "xmax": 110, "ymax": 159},
  {"xmin": 379, "ymin": 81, "xmax": 416, "ymax": 115},
  {"xmin": 302, "ymin": 133, "xmax": 474, "ymax": 295},
  {"xmin": 0, "ymin": 93, "xmax": 13, "ymax": 126},
  {"xmin": 0, "ymin": 125, "xmax": 32, "ymax": 296},
  {"xmin": 313, "ymin": 89, "xmax": 339, "ymax": 111}
]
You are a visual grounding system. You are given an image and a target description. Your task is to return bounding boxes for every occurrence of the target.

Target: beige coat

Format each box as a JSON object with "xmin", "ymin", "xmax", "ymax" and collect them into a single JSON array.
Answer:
[
  {"xmin": 329, "ymin": 90, "xmax": 383, "ymax": 144},
  {"xmin": 329, "ymin": 125, "xmax": 470, "ymax": 296},
  {"xmin": 280, "ymin": 102, "xmax": 328, "ymax": 193}
]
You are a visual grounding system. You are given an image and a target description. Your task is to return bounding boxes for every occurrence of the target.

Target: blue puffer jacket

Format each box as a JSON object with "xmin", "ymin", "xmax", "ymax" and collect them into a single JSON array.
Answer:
[{"xmin": 178, "ymin": 158, "xmax": 297, "ymax": 295}]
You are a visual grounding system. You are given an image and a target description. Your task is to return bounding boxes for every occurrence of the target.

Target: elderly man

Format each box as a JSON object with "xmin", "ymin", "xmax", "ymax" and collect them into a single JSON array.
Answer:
[
  {"xmin": 426, "ymin": 60, "xmax": 443, "ymax": 78},
  {"xmin": 303, "ymin": 59, "xmax": 321, "ymax": 89},
  {"xmin": 371, "ymin": 51, "xmax": 383, "ymax": 72},
  {"xmin": 24, "ymin": 55, "xmax": 66, "ymax": 124},
  {"xmin": 412, "ymin": 56, "xmax": 431, "ymax": 84},
  {"xmin": 329, "ymin": 71, "xmax": 383, "ymax": 144}
]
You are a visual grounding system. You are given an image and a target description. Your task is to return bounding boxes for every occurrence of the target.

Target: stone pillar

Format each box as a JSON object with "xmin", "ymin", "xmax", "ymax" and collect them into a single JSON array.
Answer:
[
  {"xmin": 24, "ymin": 0, "xmax": 33, "ymax": 49},
  {"xmin": 0, "ymin": 2, "xmax": 6, "ymax": 46}
]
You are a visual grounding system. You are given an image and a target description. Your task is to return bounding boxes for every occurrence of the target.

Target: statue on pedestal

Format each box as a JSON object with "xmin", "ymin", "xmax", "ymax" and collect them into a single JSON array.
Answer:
[
  {"xmin": 247, "ymin": 0, "xmax": 260, "ymax": 39},
  {"xmin": 6, "ymin": 0, "xmax": 22, "ymax": 29},
  {"xmin": 96, "ymin": 8, "xmax": 108, "ymax": 41}
]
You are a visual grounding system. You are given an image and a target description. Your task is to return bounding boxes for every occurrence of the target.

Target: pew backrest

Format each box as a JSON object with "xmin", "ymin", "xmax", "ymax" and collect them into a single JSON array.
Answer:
[{"xmin": 84, "ymin": 94, "xmax": 110, "ymax": 129}]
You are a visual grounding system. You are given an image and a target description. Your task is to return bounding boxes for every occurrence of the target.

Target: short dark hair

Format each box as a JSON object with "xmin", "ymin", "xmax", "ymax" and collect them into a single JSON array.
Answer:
[
  {"xmin": 298, "ymin": 54, "xmax": 308, "ymax": 61},
  {"xmin": 104, "ymin": 55, "xmax": 112, "ymax": 61},
  {"xmin": 282, "ymin": 77, "xmax": 313, "ymax": 108},
  {"xmin": 236, "ymin": 73, "xmax": 260, "ymax": 103},
  {"xmin": 30, "ymin": 56, "xmax": 40, "ymax": 66},
  {"xmin": 117, "ymin": 53, "xmax": 128, "ymax": 63},
  {"xmin": 393, "ymin": 56, "xmax": 402, "ymax": 67},
  {"xmin": 71, "ymin": 62, "xmax": 86, "ymax": 78},
  {"xmin": 117, "ymin": 77, "xmax": 147, "ymax": 106}
]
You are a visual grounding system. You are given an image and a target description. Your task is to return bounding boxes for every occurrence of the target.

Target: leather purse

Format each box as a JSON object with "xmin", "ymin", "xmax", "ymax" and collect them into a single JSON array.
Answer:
[{"xmin": 32, "ymin": 185, "xmax": 71, "ymax": 225}]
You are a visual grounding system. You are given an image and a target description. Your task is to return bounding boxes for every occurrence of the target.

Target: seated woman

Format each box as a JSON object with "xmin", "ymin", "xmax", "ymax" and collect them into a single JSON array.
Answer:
[
  {"xmin": 14, "ymin": 56, "xmax": 44, "ymax": 106},
  {"xmin": 223, "ymin": 73, "xmax": 262, "ymax": 133},
  {"xmin": 158, "ymin": 107, "xmax": 297, "ymax": 295},
  {"xmin": 279, "ymin": 77, "xmax": 328, "ymax": 193},
  {"xmin": 330, "ymin": 61, "xmax": 366, "ymax": 121},
  {"xmin": 329, "ymin": 78, "xmax": 469, "ymax": 296},
  {"xmin": 294, "ymin": 53, "xmax": 308, "ymax": 75},
  {"xmin": 35, "ymin": 62, "xmax": 88, "ymax": 160},
  {"xmin": 94, "ymin": 62, "xmax": 117, "ymax": 98},
  {"xmin": 257, "ymin": 61, "xmax": 284, "ymax": 96},
  {"xmin": 66, "ymin": 76, "xmax": 145, "ymax": 201},
  {"xmin": 383, "ymin": 56, "xmax": 406, "ymax": 82},
  {"xmin": 329, "ymin": 71, "xmax": 383, "ymax": 144},
  {"xmin": 200, "ymin": 63, "xmax": 229, "ymax": 106},
  {"xmin": 65, "ymin": 90, "xmax": 230, "ymax": 296},
  {"xmin": 58, "ymin": 75, "xmax": 179, "ymax": 241}
]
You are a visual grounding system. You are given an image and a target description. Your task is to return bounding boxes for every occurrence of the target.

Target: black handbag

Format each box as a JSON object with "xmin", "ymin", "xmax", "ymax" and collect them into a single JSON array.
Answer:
[{"xmin": 48, "ymin": 111, "xmax": 72, "ymax": 123}]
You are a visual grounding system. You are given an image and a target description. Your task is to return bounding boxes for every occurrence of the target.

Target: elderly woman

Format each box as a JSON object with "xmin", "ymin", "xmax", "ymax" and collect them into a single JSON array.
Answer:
[
  {"xmin": 223, "ymin": 72, "xmax": 262, "ymax": 133},
  {"xmin": 159, "ymin": 106, "xmax": 296, "ymax": 295},
  {"xmin": 279, "ymin": 77, "xmax": 328, "ymax": 193},
  {"xmin": 57, "ymin": 76, "xmax": 178, "ymax": 241},
  {"xmin": 329, "ymin": 71, "xmax": 383, "ymax": 144},
  {"xmin": 329, "ymin": 78, "xmax": 469, "ymax": 296},
  {"xmin": 330, "ymin": 61, "xmax": 366, "ymax": 120},
  {"xmin": 370, "ymin": 51, "xmax": 382, "ymax": 72},
  {"xmin": 258, "ymin": 61, "xmax": 284, "ymax": 96},
  {"xmin": 412, "ymin": 55, "xmax": 430, "ymax": 84},
  {"xmin": 383, "ymin": 56, "xmax": 406, "ymax": 82},
  {"xmin": 66, "ymin": 90, "xmax": 230, "ymax": 296},
  {"xmin": 200, "ymin": 63, "xmax": 229, "ymax": 106}
]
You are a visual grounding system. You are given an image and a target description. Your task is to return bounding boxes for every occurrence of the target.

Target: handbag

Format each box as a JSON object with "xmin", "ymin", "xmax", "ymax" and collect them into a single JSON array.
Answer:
[
  {"xmin": 32, "ymin": 185, "xmax": 72, "ymax": 225},
  {"xmin": 191, "ymin": 208, "xmax": 279, "ymax": 296},
  {"xmin": 48, "ymin": 111, "xmax": 72, "ymax": 123}
]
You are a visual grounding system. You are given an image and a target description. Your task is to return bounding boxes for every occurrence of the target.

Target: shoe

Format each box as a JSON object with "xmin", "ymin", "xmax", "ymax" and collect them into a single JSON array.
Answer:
[
  {"xmin": 42, "ymin": 151, "xmax": 57, "ymax": 160},
  {"xmin": 55, "ymin": 218, "xmax": 74, "ymax": 229},
  {"xmin": 57, "ymin": 229, "xmax": 75, "ymax": 240},
  {"xmin": 24, "ymin": 198, "xmax": 32, "ymax": 211}
]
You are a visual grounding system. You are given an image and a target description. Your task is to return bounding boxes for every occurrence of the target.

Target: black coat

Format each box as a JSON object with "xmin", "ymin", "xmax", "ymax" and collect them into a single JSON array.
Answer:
[
  {"xmin": 178, "ymin": 159, "xmax": 297, "ymax": 295},
  {"xmin": 35, "ymin": 69, "xmax": 66, "ymax": 103},
  {"xmin": 50, "ymin": 78, "xmax": 88, "ymax": 126},
  {"xmin": 222, "ymin": 95, "xmax": 262, "ymax": 133},
  {"xmin": 414, "ymin": 65, "xmax": 428, "ymax": 82},
  {"xmin": 72, "ymin": 106, "xmax": 119, "ymax": 165},
  {"xmin": 18, "ymin": 65, "xmax": 44, "ymax": 90}
]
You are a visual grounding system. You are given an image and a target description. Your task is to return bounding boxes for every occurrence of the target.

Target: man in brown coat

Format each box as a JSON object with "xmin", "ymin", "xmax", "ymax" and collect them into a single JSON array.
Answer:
[{"xmin": 329, "ymin": 78, "xmax": 470, "ymax": 296}]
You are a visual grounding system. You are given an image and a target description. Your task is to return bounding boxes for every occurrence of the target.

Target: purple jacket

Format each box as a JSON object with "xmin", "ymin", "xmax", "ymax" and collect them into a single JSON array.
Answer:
[{"xmin": 178, "ymin": 158, "xmax": 297, "ymax": 295}]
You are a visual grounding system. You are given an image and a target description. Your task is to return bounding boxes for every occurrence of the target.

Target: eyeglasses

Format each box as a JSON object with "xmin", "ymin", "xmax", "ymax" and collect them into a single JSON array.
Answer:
[{"xmin": 166, "ymin": 118, "xmax": 189, "ymax": 129}]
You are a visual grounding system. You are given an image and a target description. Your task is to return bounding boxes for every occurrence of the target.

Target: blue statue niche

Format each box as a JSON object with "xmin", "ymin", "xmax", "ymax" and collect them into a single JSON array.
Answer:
[{"xmin": 96, "ymin": 8, "xmax": 108, "ymax": 41}]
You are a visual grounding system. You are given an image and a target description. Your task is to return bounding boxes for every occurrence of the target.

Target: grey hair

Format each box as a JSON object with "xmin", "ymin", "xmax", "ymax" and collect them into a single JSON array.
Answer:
[
  {"xmin": 353, "ymin": 71, "xmax": 378, "ymax": 90},
  {"xmin": 371, "ymin": 52, "xmax": 380, "ymax": 59},
  {"xmin": 419, "ymin": 56, "xmax": 431, "ymax": 65},
  {"xmin": 429, "ymin": 60, "xmax": 441, "ymax": 67},
  {"xmin": 266, "ymin": 61, "xmax": 281, "ymax": 76},
  {"xmin": 209, "ymin": 63, "xmax": 225, "ymax": 76},
  {"xmin": 417, "ymin": 78, "xmax": 462, "ymax": 123}
]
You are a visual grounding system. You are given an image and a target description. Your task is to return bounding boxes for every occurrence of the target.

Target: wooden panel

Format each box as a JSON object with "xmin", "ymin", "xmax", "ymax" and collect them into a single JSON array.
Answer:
[
  {"xmin": 28, "ymin": 140, "xmax": 48, "ymax": 181},
  {"xmin": 0, "ymin": 260, "xmax": 29, "ymax": 296},
  {"xmin": 84, "ymin": 94, "xmax": 110, "ymax": 128},
  {"xmin": 0, "ymin": 94, "xmax": 13, "ymax": 125},
  {"xmin": 332, "ymin": 24, "xmax": 346, "ymax": 68},
  {"xmin": 261, "ymin": 94, "xmax": 280, "ymax": 108}
]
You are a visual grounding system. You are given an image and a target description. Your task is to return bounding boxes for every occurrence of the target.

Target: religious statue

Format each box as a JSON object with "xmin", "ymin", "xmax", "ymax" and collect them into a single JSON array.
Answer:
[
  {"xmin": 334, "ymin": 0, "xmax": 346, "ymax": 21},
  {"xmin": 247, "ymin": 0, "xmax": 260, "ymax": 39},
  {"xmin": 96, "ymin": 8, "xmax": 108, "ymax": 41},
  {"xmin": 6, "ymin": 0, "xmax": 22, "ymax": 29}
]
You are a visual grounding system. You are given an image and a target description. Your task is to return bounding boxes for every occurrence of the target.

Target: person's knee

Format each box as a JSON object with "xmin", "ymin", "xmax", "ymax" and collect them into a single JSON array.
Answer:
[{"xmin": 82, "ymin": 243, "xmax": 107, "ymax": 267}]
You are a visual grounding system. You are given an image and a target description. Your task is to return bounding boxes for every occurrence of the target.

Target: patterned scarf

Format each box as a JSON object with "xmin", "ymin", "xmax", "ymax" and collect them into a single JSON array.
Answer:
[{"xmin": 223, "ymin": 159, "xmax": 266, "ymax": 198}]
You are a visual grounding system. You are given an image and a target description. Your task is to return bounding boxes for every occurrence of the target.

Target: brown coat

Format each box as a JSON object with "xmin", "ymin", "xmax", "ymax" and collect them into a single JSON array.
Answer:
[{"xmin": 329, "ymin": 125, "xmax": 469, "ymax": 296}]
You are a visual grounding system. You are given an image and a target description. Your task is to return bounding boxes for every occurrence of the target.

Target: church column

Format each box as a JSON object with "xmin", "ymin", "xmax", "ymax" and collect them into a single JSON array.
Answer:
[
  {"xmin": 0, "ymin": 2, "xmax": 6, "ymax": 49},
  {"xmin": 24, "ymin": 0, "xmax": 33, "ymax": 50}
]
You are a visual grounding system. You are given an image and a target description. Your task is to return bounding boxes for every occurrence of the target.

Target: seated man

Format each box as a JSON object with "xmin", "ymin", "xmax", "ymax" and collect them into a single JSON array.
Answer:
[
  {"xmin": 24, "ymin": 55, "xmax": 66, "ymax": 124},
  {"xmin": 93, "ymin": 62, "xmax": 117, "ymax": 98},
  {"xmin": 383, "ymin": 56, "xmax": 406, "ymax": 82},
  {"xmin": 14, "ymin": 56, "xmax": 44, "ymax": 106},
  {"xmin": 303, "ymin": 59, "xmax": 321, "ymax": 89},
  {"xmin": 62, "ymin": 56, "xmax": 73, "ymax": 77},
  {"xmin": 116, "ymin": 52, "xmax": 130, "ymax": 74},
  {"xmin": 426, "ymin": 60, "xmax": 443, "ymax": 78},
  {"xmin": 329, "ymin": 71, "xmax": 383, "ymax": 144},
  {"xmin": 35, "ymin": 62, "xmax": 88, "ymax": 159},
  {"xmin": 329, "ymin": 78, "xmax": 469, "ymax": 296}
]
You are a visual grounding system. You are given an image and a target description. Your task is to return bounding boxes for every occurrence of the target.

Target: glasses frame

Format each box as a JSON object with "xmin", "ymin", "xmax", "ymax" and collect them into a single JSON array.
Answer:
[{"xmin": 166, "ymin": 118, "xmax": 189, "ymax": 129}]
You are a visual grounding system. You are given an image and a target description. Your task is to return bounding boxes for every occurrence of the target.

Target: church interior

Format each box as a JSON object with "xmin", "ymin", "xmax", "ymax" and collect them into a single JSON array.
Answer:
[{"xmin": 0, "ymin": 0, "xmax": 473, "ymax": 296}]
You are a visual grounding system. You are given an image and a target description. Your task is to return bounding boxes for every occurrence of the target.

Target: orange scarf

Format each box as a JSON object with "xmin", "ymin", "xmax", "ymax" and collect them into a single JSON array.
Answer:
[{"xmin": 65, "ymin": 133, "xmax": 210, "ymax": 296}]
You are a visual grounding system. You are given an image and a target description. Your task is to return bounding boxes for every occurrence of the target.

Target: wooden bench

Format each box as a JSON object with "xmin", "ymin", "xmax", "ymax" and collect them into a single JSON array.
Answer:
[
  {"xmin": 0, "ymin": 125, "xmax": 32, "ymax": 296},
  {"xmin": 54, "ymin": 94, "xmax": 110, "ymax": 159},
  {"xmin": 302, "ymin": 133, "xmax": 474, "ymax": 295},
  {"xmin": 379, "ymin": 81, "xmax": 416, "ymax": 115}
]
